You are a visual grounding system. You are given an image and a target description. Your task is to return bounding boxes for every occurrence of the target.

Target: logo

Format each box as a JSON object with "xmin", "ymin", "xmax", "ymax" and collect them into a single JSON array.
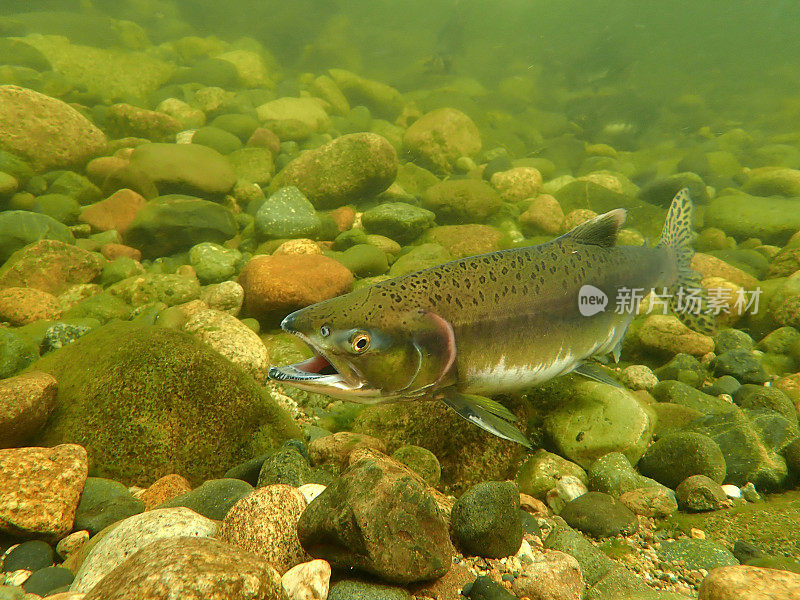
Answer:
[{"xmin": 578, "ymin": 285, "xmax": 608, "ymax": 316}]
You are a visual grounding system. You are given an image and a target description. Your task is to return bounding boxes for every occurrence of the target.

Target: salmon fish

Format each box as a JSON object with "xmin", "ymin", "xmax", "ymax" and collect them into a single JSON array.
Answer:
[{"xmin": 268, "ymin": 189, "xmax": 713, "ymax": 447}]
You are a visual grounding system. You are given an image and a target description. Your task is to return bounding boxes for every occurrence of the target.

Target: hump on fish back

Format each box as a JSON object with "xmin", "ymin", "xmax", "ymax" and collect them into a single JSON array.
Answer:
[{"xmin": 560, "ymin": 208, "xmax": 627, "ymax": 248}]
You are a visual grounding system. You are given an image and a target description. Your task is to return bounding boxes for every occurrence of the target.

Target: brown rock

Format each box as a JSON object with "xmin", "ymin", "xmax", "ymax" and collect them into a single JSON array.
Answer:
[
  {"xmin": 409, "ymin": 563, "xmax": 475, "ymax": 600},
  {"xmin": 512, "ymin": 549, "xmax": 584, "ymax": 600},
  {"xmin": 105, "ymin": 103, "xmax": 183, "ymax": 142},
  {"xmin": 698, "ymin": 565, "xmax": 800, "ymax": 600},
  {"xmin": 0, "ymin": 286, "xmax": 62, "ymax": 325},
  {"xmin": 80, "ymin": 189, "xmax": 148, "ymax": 234},
  {"xmin": 519, "ymin": 194, "xmax": 565, "ymax": 235},
  {"xmin": 83, "ymin": 536, "xmax": 284, "ymax": 600},
  {"xmin": 100, "ymin": 243, "xmax": 142, "ymax": 261},
  {"xmin": 0, "ymin": 443, "xmax": 88, "ymax": 538},
  {"xmin": 692, "ymin": 253, "xmax": 760, "ymax": 289},
  {"xmin": 0, "ymin": 240, "xmax": 103, "ymax": 295},
  {"xmin": 309, "ymin": 431, "xmax": 387, "ymax": 473},
  {"xmin": 139, "ymin": 474, "xmax": 192, "ymax": 511},
  {"xmin": 563, "ymin": 209, "xmax": 598, "ymax": 230},
  {"xmin": 47, "ymin": 592, "xmax": 86, "ymax": 600},
  {"xmin": 330, "ymin": 206, "xmax": 356, "ymax": 231},
  {"xmin": 0, "ymin": 371, "xmax": 58, "ymax": 448},
  {"xmin": 238, "ymin": 254, "xmax": 353, "ymax": 320},
  {"xmin": 247, "ymin": 127, "xmax": 282, "ymax": 154},
  {"xmin": 519, "ymin": 493, "xmax": 550, "ymax": 516},
  {"xmin": 86, "ymin": 156, "xmax": 129, "ymax": 185},
  {"xmin": 403, "ymin": 108, "xmax": 481, "ymax": 175},
  {"xmin": 0, "ymin": 85, "xmax": 107, "ymax": 170},
  {"xmin": 221, "ymin": 484, "xmax": 309, "ymax": 575}
]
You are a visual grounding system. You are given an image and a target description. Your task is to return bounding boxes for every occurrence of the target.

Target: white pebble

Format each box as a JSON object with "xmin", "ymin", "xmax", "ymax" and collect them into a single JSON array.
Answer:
[
  {"xmin": 298, "ymin": 483, "xmax": 327, "ymax": 504},
  {"xmin": 721, "ymin": 484, "xmax": 742, "ymax": 498},
  {"xmin": 281, "ymin": 559, "xmax": 331, "ymax": 600}
]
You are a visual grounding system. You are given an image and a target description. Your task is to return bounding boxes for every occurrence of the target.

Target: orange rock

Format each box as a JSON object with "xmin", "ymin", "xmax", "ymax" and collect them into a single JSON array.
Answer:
[
  {"xmin": 0, "ymin": 444, "xmax": 88, "ymax": 538},
  {"xmin": 692, "ymin": 253, "xmax": 759, "ymax": 289},
  {"xmin": 0, "ymin": 240, "xmax": 102, "ymax": 295},
  {"xmin": 0, "ymin": 371, "xmax": 58, "ymax": 448},
  {"xmin": 238, "ymin": 254, "xmax": 353, "ymax": 320},
  {"xmin": 100, "ymin": 243, "xmax": 142, "ymax": 261},
  {"xmin": 80, "ymin": 188, "xmax": 147, "ymax": 233},
  {"xmin": 139, "ymin": 474, "xmax": 192, "ymax": 511},
  {"xmin": 86, "ymin": 156, "xmax": 129, "ymax": 185},
  {"xmin": 329, "ymin": 206, "xmax": 356, "ymax": 231},
  {"xmin": 0, "ymin": 286, "xmax": 62, "ymax": 325}
]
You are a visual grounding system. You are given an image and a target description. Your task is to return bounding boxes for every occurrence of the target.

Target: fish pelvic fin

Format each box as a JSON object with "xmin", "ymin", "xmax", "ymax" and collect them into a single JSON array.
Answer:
[
  {"xmin": 572, "ymin": 362, "xmax": 623, "ymax": 387},
  {"xmin": 562, "ymin": 208, "xmax": 627, "ymax": 248},
  {"xmin": 440, "ymin": 391, "xmax": 532, "ymax": 448},
  {"xmin": 657, "ymin": 188, "xmax": 717, "ymax": 335}
]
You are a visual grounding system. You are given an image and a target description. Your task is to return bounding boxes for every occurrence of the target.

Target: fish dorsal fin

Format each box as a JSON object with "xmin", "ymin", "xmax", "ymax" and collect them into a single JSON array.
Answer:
[{"xmin": 562, "ymin": 208, "xmax": 627, "ymax": 247}]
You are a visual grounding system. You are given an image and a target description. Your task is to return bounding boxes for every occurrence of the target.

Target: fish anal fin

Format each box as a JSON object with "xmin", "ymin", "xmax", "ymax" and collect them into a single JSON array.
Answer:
[
  {"xmin": 561, "ymin": 208, "xmax": 627, "ymax": 248},
  {"xmin": 573, "ymin": 362, "xmax": 623, "ymax": 388},
  {"xmin": 440, "ymin": 391, "xmax": 532, "ymax": 448}
]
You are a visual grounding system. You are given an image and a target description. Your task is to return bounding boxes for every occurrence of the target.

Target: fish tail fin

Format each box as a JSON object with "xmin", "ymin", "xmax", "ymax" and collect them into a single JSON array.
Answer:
[{"xmin": 657, "ymin": 188, "xmax": 716, "ymax": 335}]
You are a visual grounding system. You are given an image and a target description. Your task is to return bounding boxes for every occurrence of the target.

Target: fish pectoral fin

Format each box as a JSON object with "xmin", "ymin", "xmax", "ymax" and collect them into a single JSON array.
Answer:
[
  {"xmin": 572, "ymin": 362, "xmax": 623, "ymax": 388},
  {"xmin": 440, "ymin": 391, "xmax": 532, "ymax": 449}
]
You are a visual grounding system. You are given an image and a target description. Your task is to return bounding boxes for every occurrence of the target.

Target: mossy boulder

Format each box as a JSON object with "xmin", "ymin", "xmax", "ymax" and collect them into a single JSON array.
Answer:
[
  {"xmin": 270, "ymin": 133, "xmax": 397, "ymax": 209},
  {"xmin": 30, "ymin": 321, "xmax": 301, "ymax": 486},
  {"xmin": 420, "ymin": 179, "xmax": 502, "ymax": 224}
]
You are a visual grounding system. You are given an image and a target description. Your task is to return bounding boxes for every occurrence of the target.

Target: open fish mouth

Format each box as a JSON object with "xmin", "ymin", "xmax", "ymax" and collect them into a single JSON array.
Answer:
[{"xmin": 267, "ymin": 331, "xmax": 377, "ymax": 398}]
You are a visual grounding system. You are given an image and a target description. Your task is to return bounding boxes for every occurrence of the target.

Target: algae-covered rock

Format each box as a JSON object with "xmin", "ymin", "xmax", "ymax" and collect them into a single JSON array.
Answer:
[
  {"xmin": 541, "ymin": 378, "xmax": 654, "ymax": 469},
  {"xmin": 0, "ymin": 239, "xmax": 101, "ymax": 295},
  {"xmin": 30, "ymin": 321, "xmax": 301, "ymax": 486},
  {"xmin": 637, "ymin": 432, "xmax": 727, "ymax": 489},
  {"xmin": 0, "ymin": 85, "xmax": 107, "ymax": 171},
  {"xmin": 0, "ymin": 211, "xmax": 76, "ymax": 264},
  {"xmin": 515, "ymin": 449, "xmax": 588, "ymax": 499},
  {"xmin": 387, "ymin": 243, "xmax": 452, "ymax": 277},
  {"xmin": 560, "ymin": 491, "xmax": 639, "ymax": 538},
  {"xmin": 420, "ymin": 179, "xmax": 502, "ymax": 224},
  {"xmin": 450, "ymin": 481, "xmax": 522, "ymax": 558},
  {"xmin": 124, "ymin": 195, "xmax": 237, "ymax": 258},
  {"xmin": 419, "ymin": 224, "xmax": 505, "ymax": 258},
  {"xmin": 270, "ymin": 133, "xmax": 397, "ymax": 209},
  {"xmin": 352, "ymin": 398, "xmax": 525, "ymax": 495},
  {"xmin": 256, "ymin": 97, "xmax": 331, "ymax": 140},
  {"xmin": 127, "ymin": 143, "xmax": 237, "ymax": 197},
  {"xmin": 361, "ymin": 202, "xmax": 435, "ymax": 244},
  {"xmin": 297, "ymin": 454, "xmax": 451, "ymax": 583},
  {"xmin": 403, "ymin": 108, "xmax": 481, "ymax": 175},
  {"xmin": 705, "ymin": 192, "xmax": 800, "ymax": 245},
  {"xmin": 255, "ymin": 186, "xmax": 321, "ymax": 240}
]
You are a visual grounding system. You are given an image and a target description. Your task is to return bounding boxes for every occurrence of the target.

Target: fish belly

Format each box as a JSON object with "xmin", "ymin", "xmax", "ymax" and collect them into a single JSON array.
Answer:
[{"xmin": 456, "ymin": 310, "xmax": 632, "ymax": 395}]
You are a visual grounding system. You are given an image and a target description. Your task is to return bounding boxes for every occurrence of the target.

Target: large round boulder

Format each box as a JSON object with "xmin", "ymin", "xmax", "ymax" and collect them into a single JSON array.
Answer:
[
  {"xmin": 0, "ymin": 85, "xmax": 107, "ymax": 170},
  {"xmin": 30, "ymin": 321, "xmax": 301, "ymax": 486}
]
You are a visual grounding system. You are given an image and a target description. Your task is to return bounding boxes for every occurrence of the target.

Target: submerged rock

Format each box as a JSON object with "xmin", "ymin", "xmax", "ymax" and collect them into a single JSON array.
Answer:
[
  {"xmin": 403, "ymin": 108, "xmax": 481, "ymax": 175},
  {"xmin": 450, "ymin": 481, "xmax": 523, "ymax": 558},
  {"xmin": 30, "ymin": 321, "xmax": 301, "ymax": 486},
  {"xmin": 81, "ymin": 536, "xmax": 282, "ymax": 600},
  {"xmin": 0, "ymin": 85, "xmax": 107, "ymax": 171},
  {"xmin": 270, "ymin": 132, "xmax": 397, "ymax": 209},
  {"xmin": 0, "ymin": 371, "xmax": 57, "ymax": 448},
  {"xmin": 297, "ymin": 454, "xmax": 452, "ymax": 583}
]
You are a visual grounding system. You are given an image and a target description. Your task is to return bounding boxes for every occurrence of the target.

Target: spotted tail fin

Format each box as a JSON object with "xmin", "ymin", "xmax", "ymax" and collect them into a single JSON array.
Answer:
[{"xmin": 657, "ymin": 188, "xmax": 716, "ymax": 335}]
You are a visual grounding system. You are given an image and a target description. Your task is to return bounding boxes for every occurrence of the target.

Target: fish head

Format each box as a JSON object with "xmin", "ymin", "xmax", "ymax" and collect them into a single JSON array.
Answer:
[{"xmin": 268, "ymin": 294, "xmax": 456, "ymax": 401}]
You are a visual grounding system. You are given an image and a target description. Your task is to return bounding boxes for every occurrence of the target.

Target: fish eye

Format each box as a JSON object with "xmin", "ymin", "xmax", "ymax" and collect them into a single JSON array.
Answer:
[
  {"xmin": 320, "ymin": 325, "xmax": 330, "ymax": 337},
  {"xmin": 349, "ymin": 331, "xmax": 370, "ymax": 353}
]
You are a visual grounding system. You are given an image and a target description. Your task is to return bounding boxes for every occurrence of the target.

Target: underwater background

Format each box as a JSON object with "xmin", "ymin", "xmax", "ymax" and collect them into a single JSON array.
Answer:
[{"xmin": 2, "ymin": 1, "xmax": 800, "ymax": 599}]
